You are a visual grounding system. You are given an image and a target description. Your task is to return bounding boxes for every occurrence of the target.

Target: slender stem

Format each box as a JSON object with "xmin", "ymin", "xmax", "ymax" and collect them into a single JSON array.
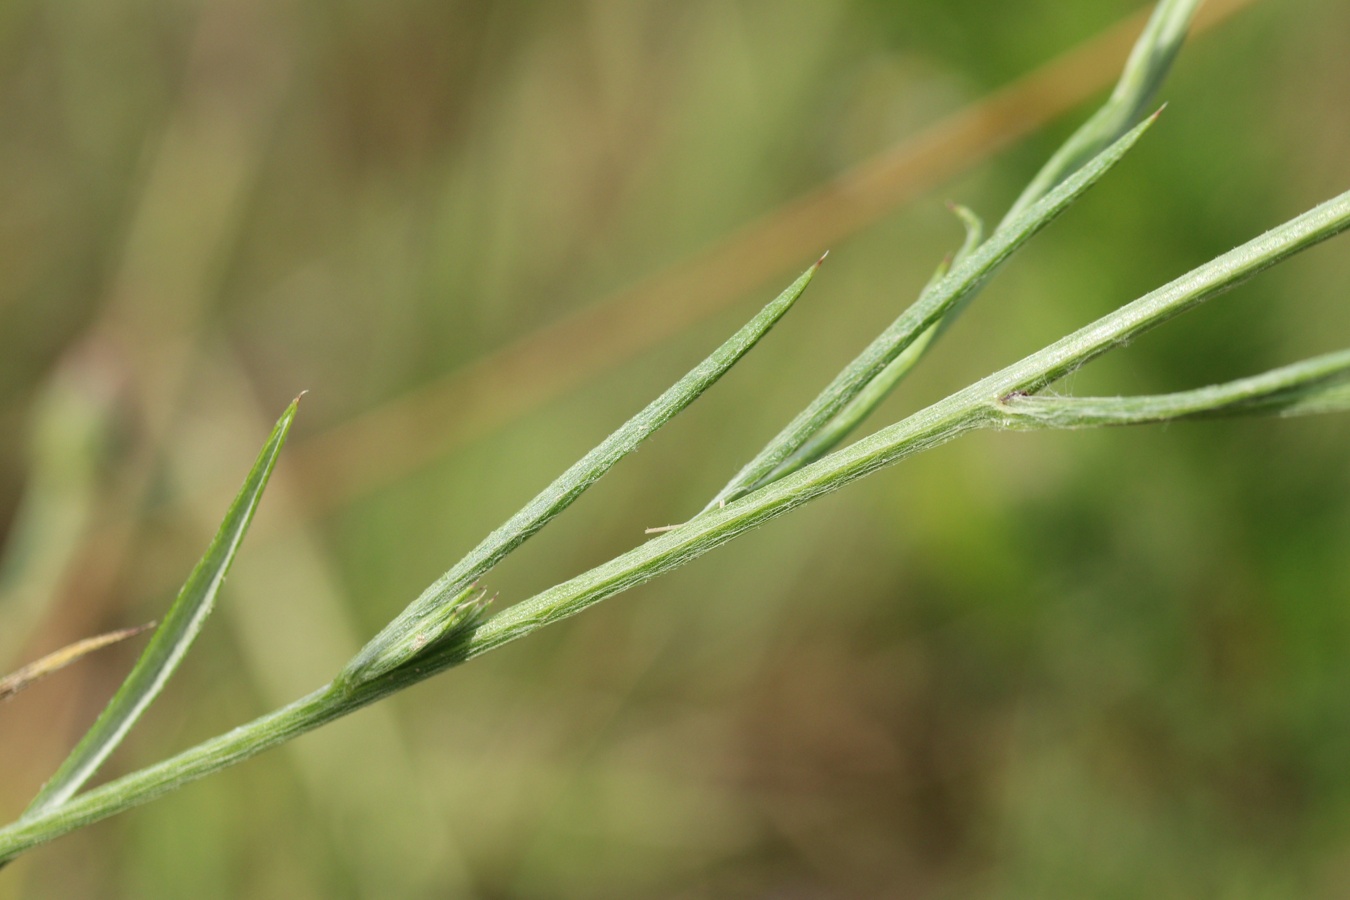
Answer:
[
  {"xmin": 701, "ymin": 115, "xmax": 1156, "ymax": 512},
  {"xmin": 0, "ymin": 685, "xmax": 331, "ymax": 862},
  {"xmin": 24, "ymin": 402, "xmax": 299, "ymax": 818},
  {"xmin": 754, "ymin": 206, "xmax": 985, "ymax": 487},
  {"xmin": 342, "ymin": 262, "xmax": 821, "ymax": 685},
  {"xmin": 995, "ymin": 349, "xmax": 1350, "ymax": 428},
  {"xmin": 3, "ymin": 188, "xmax": 1347, "ymax": 863},
  {"xmin": 708, "ymin": 0, "xmax": 1204, "ymax": 504}
]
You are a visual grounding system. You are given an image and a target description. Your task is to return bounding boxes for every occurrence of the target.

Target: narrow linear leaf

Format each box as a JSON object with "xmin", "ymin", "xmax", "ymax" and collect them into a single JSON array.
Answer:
[
  {"xmin": 340, "ymin": 259, "xmax": 824, "ymax": 686},
  {"xmin": 0, "ymin": 624, "xmax": 154, "ymax": 703},
  {"xmin": 996, "ymin": 193, "xmax": 1350, "ymax": 398},
  {"xmin": 1001, "ymin": 0, "xmax": 1199, "ymax": 226},
  {"xmin": 758, "ymin": 205, "xmax": 985, "ymax": 486},
  {"xmin": 993, "ymin": 349, "xmax": 1350, "ymax": 428},
  {"xmin": 2, "ymin": 188, "xmax": 1349, "ymax": 865},
  {"xmin": 704, "ymin": 111, "xmax": 1158, "ymax": 512},
  {"xmin": 758, "ymin": 0, "xmax": 1200, "ymax": 484},
  {"xmin": 22, "ymin": 398, "xmax": 300, "ymax": 818},
  {"xmin": 450, "ymin": 190, "xmax": 1350, "ymax": 673}
]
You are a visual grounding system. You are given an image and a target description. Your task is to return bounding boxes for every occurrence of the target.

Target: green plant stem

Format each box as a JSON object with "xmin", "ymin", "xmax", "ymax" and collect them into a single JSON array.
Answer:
[
  {"xmin": 701, "ymin": 114, "xmax": 1156, "ymax": 512},
  {"xmin": 996, "ymin": 349, "xmax": 1350, "ymax": 428},
  {"xmin": 3, "ymin": 186, "xmax": 1348, "ymax": 864},
  {"xmin": 703, "ymin": 0, "xmax": 1202, "ymax": 507},
  {"xmin": 754, "ymin": 205, "xmax": 985, "ymax": 488},
  {"xmin": 714, "ymin": 0, "xmax": 1202, "ymax": 498},
  {"xmin": 23, "ymin": 400, "xmax": 299, "ymax": 819},
  {"xmin": 343, "ymin": 260, "xmax": 821, "ymax": 686}
]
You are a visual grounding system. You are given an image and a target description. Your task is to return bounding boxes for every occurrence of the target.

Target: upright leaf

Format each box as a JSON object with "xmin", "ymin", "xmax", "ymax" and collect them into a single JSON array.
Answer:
[
  {"xmin": 341, "ymin": 260, "xmax": 823, "ymax": 686},
  {"xmin": 703, "ymin": 112, "xmax": 1159, "ymax": 512},
  {"xmin": 23, "ymin": 398, "xmax": 300, "ymax": 818},
  {"xmin": 758, "ymin": 205, "xmax": 984, "ymax": 486},
  {"xmin": 1000, "ymin": 0, "xmax": 1199, "ymax": 226},
  {"xmin": 739, "ymin": 0, "xmax": 1202, "ymax": 488}
]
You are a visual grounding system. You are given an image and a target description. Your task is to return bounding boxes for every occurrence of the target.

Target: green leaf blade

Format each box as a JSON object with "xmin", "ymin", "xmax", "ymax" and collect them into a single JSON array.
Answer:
[
  {"xmin": 3, "ymin": 184, "xmax": 1349, "ymax": 866},
  {"xmin": 994, "ymin": 349, "xmax": 1350, "ymax": 428},
  {"xmin": 703, "ymin": 111, "xmax": 1159, "ymax": 512},
  {"xmin": 1000, "ymin": 0, "xmax": 1199, "ymax": 227},
  {"xmin": 766, "ymin": 0, "xmax": 1201, "ymax": 474},
  {"xmin": 340, "ymin": 260, "xmax": 823, "ymax": 687},
  {"xmin": 22, "ymin": 398, "xmax": 300, "ymax": 819},
  {"xmin": 457, "ymin": 192, "xmax": 1350, "ymax": 673},
  {"xmin": 756, "ymin": 205, "xmax": 986, "ymax": 486}
]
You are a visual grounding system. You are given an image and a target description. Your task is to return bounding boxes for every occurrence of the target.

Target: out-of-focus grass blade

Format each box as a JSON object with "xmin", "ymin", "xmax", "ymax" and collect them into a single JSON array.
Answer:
[
  {"xmin": 341, "ymin": 260, "xmax": 824, "ymax": 687},
  {"xmin": 703, "ymin": 111, "xmax": 1158, "ymax": 512},
  {"xmin": 22, "ymin": 398, "xmax": 300, "ymax": 818},
  {"xmin": 996, "ymin": 349, "xmax": 1350, "ymax": 428},
  {"xmin": 0, "ymin": 624, "xmax": 154, "ymax": 703},
  {"xmin": 0, "ymin": 348, "xmax": 125, "ymax": 668}
]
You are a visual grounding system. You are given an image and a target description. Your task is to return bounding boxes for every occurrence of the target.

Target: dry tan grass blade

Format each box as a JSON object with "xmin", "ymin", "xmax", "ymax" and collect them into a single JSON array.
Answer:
[{"xmin": 0, "ymin": 624, "xmax": 154, "ymax": 703}]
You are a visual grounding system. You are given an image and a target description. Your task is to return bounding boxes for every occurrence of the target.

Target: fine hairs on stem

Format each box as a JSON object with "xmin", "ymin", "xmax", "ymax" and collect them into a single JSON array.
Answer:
[{"xmin": 2, "ymin": 0, "xmax": 1347, "ymax": 866}]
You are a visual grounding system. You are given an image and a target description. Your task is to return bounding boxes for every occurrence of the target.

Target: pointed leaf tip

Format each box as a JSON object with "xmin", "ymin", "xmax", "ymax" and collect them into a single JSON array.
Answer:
[
  {"xmin": 704, "ymin": 114, "xmax": 1151, "ymax": 510},
  {"xmin": 341, "ymin": 260, "xmax": 819, "ymax": 686},
  {"xmin": 815, "ymin": 251, "xmax": 830, "ymax": 268},
  {"xmin": 22, "ymin": 401, "xmax": 297, "ymax": 818}
]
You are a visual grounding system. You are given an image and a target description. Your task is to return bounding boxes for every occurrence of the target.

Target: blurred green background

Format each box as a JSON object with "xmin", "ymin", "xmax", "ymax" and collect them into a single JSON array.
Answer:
[{"xmin": 1, "ymin": 0, "xmax": 1348, "ymax": 896}]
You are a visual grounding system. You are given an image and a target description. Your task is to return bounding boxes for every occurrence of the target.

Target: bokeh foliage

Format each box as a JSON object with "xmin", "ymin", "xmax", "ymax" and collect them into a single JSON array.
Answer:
[{"xmin": 0, "ymin": 0, "xmax": 1347, "ymax": 896}]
